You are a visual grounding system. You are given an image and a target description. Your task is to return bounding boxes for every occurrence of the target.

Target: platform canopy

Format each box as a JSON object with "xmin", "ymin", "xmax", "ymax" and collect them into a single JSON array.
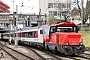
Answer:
[{"xmin": 0, "ymin": 28, "xmax": 9, "ymax": 33}]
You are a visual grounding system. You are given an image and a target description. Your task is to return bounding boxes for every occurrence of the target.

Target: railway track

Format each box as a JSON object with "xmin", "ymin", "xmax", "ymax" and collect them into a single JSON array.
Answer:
[
  {"xmin": 0, "ymin": 49, "xmax": 16, "ymax": 60},
  {"xmin": 45, "ymin": 51, "xmax": 90, "ymax": 60},
  {"xmin": 77, "ymin": 53, "xmax": 90, "ymax": 60},
  {"xmin": 0, "ymin": 41, "xmax": 90, "ymax": 60},
  {"xmin": 27, "ymin": 46, "xmax": 90, "ymax": 60},
  {"xmin": 63, "ymin": 53, "xmax": 90, "ymax": 60},
  {"xmin": 42, "ymin": 50, "xmax": 76, "ymax": 60},
  {"xmin": 24, "ymin": 45, "xmax": 59, "ymax": 60},
  {"xmin": 82, "ymin": 53, "xmax": 90, "ymax": 58},
  {"xmin": 25, "ymin": 47, "xmax": 47, "ymax": 60},
  {"xmin": 44, "ymin": 51, "xmax": 74, "ymax": 60},
  {"xmin": 0, "ymin": 43, "xmax": 35, "ymax": 60},
  {"xmin": 24, "ymin": 46, "xmax": 76, "ymax": 60},
  {"xmin": 11, "ymin": 43, "xmax": 90, "ymax": 60},
  {"xmin": 0, "ymin": 41, "xmax": 47, "ymax": 60}
]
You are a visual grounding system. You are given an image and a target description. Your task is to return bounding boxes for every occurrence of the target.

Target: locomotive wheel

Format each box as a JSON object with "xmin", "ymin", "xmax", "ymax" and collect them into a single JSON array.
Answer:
[
  {"xmin": 8, "ymin": 41, "xmax": 11, "ymax": 45},
  {"xmin": 55, "ymin": 47, "xmax": 58, "ymax": 53},
  {"xmin": 64, "ymin": 49, "xmax": 68, "ymax": 55},
  {"xmin": 35, "ymin": 44, "xmax": 37, "ymax": 47},
  {"xmin": 64, "ymin": 52, "xmax": 68, "ymax": 55},
  {"xmin": 38, "ymin": 45, "xmax": 43, "ymax": 50}
]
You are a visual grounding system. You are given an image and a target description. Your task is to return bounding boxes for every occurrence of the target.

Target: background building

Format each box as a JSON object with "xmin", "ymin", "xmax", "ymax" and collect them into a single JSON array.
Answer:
[
  {"xmin": 39, "ymin": 0, "xmax": 72, "ymax": 24},
  {"xmin": 39, "ymin": 0, "xmax": 71, "ymax": 17},
  {"xmin": 0, "ymin": 0, "xmax": 10, "ymax": 13}
]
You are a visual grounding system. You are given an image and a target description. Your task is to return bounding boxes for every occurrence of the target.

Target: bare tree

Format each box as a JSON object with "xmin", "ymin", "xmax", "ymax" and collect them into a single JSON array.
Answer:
[
  {"xmin": 76, "ymin": 0, "xmax": 82, "ymax": 17},
  {"xmin": 76, "ymin": 0, "xmax": 90, "ymax": 24},
  {"xmin": 85, "ymin": 0, "xmax": 90, "ymax": 24}
]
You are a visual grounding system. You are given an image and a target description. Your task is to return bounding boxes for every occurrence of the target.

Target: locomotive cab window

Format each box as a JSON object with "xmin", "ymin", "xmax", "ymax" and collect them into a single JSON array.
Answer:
[
  {"xmin": 56, "ymin": 26, "xmax": 78, "ymax": 32},
  {"xmin": 50, "ymin": 26, "xmax": 56, "ymax": 33}
]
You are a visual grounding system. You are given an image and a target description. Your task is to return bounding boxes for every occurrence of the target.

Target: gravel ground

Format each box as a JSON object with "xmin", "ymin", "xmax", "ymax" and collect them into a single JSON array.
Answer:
[
  {"xmin": 0, "ymin": 49, "xmax": 15, "ymax": 60},
  {"xmin": 0, "ymin": 41, "xmax": 42, "ymax": 60},
  {"xmin": 0, "ymin": 45, "xmax": 43, "ymax": 60},
  {"xmin": 85, "ymin": 51, "xmax": 90, "ymax": 54},
  {"xmin": 7, "ymin": 45, "xmax": 43, "ymax": 60}
]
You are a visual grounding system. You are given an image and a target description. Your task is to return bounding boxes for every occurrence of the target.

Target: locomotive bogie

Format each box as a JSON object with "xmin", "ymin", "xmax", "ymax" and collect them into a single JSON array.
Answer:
[
  {"xmin": 46, "ymin": 43, "xmax": 85, "ymax": 55},
  {"xmin": 61, "ymin": 45, "xmax": 85, "ymax": 55}
]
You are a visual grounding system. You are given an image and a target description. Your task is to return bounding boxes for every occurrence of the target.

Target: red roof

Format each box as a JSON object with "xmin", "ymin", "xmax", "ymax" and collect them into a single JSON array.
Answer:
[
  {"xmin": 50, "ymin": 22, "xmax": 76, "ymax": 27},
  {"xmin": 0, "ymin": 0, "xmax": 10, "ymax": 13}
]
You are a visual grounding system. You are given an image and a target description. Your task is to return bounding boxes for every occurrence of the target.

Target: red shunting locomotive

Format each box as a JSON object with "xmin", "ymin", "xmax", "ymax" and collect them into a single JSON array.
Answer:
[{"xmin": 45, "ymin": 22, "xmax": 85, "ymax": 55}]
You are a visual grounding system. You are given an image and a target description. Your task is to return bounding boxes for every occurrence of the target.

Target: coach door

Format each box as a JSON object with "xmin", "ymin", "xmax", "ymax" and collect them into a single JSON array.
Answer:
[{"xmin": 38, "ymin": 28, "xmax": 43, "ymax": 43}]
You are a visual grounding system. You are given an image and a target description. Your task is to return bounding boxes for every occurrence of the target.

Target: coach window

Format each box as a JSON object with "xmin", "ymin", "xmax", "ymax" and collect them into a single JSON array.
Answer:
[
  {"xmin": 11, "ymin": 34, "xmax": 13, "ymax": 37},
  {"xmin": 4, "ymin": 34, "xmax": 8, "ymax": 37},
  {"xmin": 28, "ymin": 32, "xmax": 35, "ymax": 38},
  {"xmin": 40, "ymin": 30, "xmax": 43, "ymax": 34},
  {"xmin": 26, "ymin": 32, "xmax": 28, "ymax": 37},
  {"xmin": 28, "ymin": 32, "xmax": 31, "ymax": 37},
  {"xmin": 24, "ymin": 32, "xmax": 26, "ymax": 37},
  {"xmin": 22, "ymin": 32, "xmax": 26, "ymax": 37},
  {"xmin": 43, "ymin": 30, "xmax": 49, "ymax": 35},
  {"xmin": 28, "ymin": 32, "xmax": 32, "ymax": 38},
  {"xmin": 4, "ymin": 34, "xmax": 6, "ymax": 37},
  {"xmin": 22, "ymin": 32, "xmax": 24, "ymax": 37},
  {"xmin": 32, "ymin": 31, "xmax": 36, "ymax": 38},
  {"xmin": 15, "ymin": 33, "xmax": 16, "ymax": 37},
  {"xmin": 23, "ymin": 32, "xmax": 25, "ymax": 37}
]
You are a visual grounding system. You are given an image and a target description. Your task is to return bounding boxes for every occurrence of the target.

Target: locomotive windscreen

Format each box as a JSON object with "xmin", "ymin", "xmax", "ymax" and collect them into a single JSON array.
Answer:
[{"xmin": 57, "ymin": 26, "xmax": 77, "ymax": 32}]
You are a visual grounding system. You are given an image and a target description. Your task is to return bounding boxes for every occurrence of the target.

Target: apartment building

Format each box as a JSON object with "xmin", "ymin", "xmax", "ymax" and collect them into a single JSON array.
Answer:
[{"xmin": 39, "ymin": 0, "xmax": 71, "ymax": 17}]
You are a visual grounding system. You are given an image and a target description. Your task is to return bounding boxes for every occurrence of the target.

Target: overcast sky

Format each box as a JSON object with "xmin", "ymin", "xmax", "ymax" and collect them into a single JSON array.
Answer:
[
  {"xmin": 2, "ymin": 0, "xmax": 39, "ymax": 14},
  {"xmin": 2, "ymin": 0, "xmax": 87, "ymax": 14}
]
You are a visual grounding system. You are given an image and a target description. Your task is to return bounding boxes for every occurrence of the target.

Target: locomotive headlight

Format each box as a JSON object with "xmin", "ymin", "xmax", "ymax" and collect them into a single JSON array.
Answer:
[
  {"xmin": 80, "ymin": 38, "xmax": 83, "ymax": 43},
  {"xmin": 66, "ymin": 43, "xmax": 69, "ymax": 45},
  {"xmin": 80, "ymin": 42, "xmax": 83, "ymax": 45},
  {"xmin": 80, "ymin": 38, "xmax": 83, "ymax": 45}
]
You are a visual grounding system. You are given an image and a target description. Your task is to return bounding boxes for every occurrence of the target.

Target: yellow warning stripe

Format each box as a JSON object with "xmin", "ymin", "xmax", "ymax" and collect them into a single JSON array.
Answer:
[{"xmin": 61, "ymin": 34, "xmax": 67, "ymax": 45}]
